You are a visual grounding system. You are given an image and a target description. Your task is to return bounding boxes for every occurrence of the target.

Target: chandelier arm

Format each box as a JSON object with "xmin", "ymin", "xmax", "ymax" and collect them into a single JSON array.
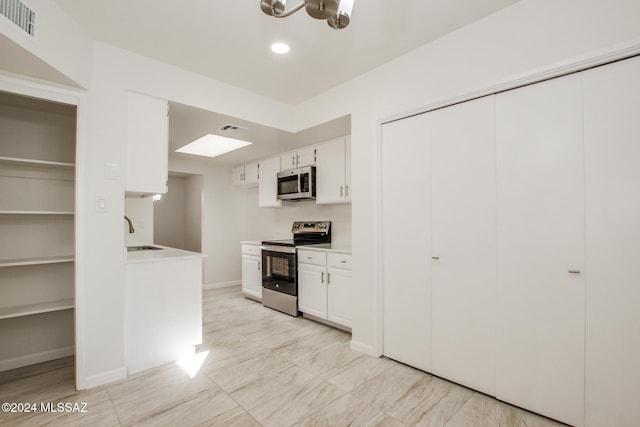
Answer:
[{"xmin": 274, "ymin": 1, "xmax": 305, "ymax": 18}]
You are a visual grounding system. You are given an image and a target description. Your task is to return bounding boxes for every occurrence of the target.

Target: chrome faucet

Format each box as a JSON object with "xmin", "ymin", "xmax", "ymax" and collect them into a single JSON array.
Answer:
[{"xmin": 124, "ymin": 216, "xmax": 135, "ymax": 233}]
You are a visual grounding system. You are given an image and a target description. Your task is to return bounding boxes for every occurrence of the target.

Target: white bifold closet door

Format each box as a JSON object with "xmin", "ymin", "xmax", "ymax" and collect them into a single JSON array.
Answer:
[
  {"xmin": 430, "ymin": 96, "xmax": 497, "ymax": 396},
  {"xmin": 582, "ymin": 55, "xmax": 640, "ymax": 427},
  {"xmin": 381, "ymin": 113, "xmax": 432, "ymax": 372},
  {"xmin": 495, "ymin": 74, "xmax": 585, "ymax": 427}
]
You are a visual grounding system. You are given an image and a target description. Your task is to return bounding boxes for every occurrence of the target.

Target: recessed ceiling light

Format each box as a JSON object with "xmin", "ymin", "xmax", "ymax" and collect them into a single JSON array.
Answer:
[
  {"xmin": 175, "ymin": 134, "xmax": 252, "ymax": 158},
  {"xmin": 271, "ymin": 42, "xmax": 290, "ymax": 54}
]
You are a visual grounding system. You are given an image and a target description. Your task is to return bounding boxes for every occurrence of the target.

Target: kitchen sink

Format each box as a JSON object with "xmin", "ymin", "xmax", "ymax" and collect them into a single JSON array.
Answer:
[{"xmin": 127, "ymin": 245, "xmax": 164, "ymax": 252}]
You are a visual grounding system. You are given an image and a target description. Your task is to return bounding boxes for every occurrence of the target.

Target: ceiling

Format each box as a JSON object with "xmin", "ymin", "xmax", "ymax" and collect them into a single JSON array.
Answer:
[
  {"xmin": 54, "ymin": 0, "xmax": 519, "ymax": 106},
  {"xmin": 48, "ymin": 0, "xmax": 519, "ymax": 167}
]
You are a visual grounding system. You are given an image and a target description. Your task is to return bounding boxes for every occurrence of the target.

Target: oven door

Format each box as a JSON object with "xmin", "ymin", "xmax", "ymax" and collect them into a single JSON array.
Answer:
[{"xmin": 261, "ymin": 246, "xmax": 297, "ymax": 296}]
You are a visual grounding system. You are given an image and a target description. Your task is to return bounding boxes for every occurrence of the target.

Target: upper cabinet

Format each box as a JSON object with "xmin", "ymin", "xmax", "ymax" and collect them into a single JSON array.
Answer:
[
  {"xmin": 280, "ymin": 145, "xmax": 316, "ymax": 170},
  {"xmin": 315, "ymin": 136, "xmax": 351, "ymax": 204},
  {"xmin": 126, "ymin": 92, "xmax": 169, "ymax": 195},
  {"xmin": 258, "ymin": 156, "xmax": 282, "ymax": 208},
  {"xmin": 232, "ymin": 161, "xmax": 258, "ymax": 188}
]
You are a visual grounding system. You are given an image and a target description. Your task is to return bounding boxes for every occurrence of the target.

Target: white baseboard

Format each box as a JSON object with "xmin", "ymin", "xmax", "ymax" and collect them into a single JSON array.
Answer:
[
  {"xmin": 350, "ymin": 340, "xmax": 380, "ymax": 357},
  {"xmin": 0, "ymin": 346, "xmax": 75, "ymax": 372},
  {"xmin": 203, "ymin": 280, "xmax": 241, "ymax": 290},
  {"xmin": 80, "ymin": 367, "xmax": 127, "ymax": 390}
]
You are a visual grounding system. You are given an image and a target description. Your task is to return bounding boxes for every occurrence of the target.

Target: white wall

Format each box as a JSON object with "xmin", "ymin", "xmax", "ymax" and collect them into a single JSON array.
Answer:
[
  {"xmin": 0, "ymin": 0, "xmax": 92, "ymax": 88},
  {"xmin": 290, "ymin": 0, "xmax": 640, "ymax": 355},
  {"xmin": 154, "ymin": 177, "xmax": 186, "ymax": 249},
  {"xmin": 184, "ymin": 175, "xmax": 203, "ymax": 253}
]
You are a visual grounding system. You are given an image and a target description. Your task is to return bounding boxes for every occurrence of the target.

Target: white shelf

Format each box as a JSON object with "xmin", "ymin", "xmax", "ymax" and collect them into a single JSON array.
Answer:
[
  {"xmin": 0, "ymin": 210, "xmax": 74, "ymax": 215},
  {"xmin": 0, "ymin": 156, "xmax": 75, "ymax": 169},
  {"xmin": 0, "ymin": 256, "xmax": 74, "ymax": 268},
  {"xmin": 0, "ymin": 299, "xmax": 74, "ymax": 320}
]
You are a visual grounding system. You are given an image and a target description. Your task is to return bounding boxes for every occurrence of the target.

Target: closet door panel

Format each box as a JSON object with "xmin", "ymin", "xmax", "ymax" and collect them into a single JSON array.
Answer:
[
  {"xmin": 583, "ymin": 55, "xmax": 640, "ymax": 427},
  {"xmin": 430, "ymin": 96, "xmax": 497, "ymax": 396},
  {"xmin": 381, "ymin": 114, "xmax": 431, "ymax": 372},
  {"xmin": 495, "ymin": 74, "xmax": 585, "ymax": 426}
]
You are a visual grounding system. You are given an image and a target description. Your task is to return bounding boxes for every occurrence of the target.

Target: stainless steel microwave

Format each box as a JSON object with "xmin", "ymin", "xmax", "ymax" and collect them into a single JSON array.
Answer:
[{"xmin": 277, "ymin": 166, "xmax": 316, "ymax": 201}]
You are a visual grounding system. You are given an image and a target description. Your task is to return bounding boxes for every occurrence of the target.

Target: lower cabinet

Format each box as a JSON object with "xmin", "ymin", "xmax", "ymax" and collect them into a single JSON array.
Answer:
[
  {"xmin": 241, "ymin": 243, "xmax": 262, "ymax": 300},
  {"xmin": 298, "ymin": 249, "xmax": 352, "ymax": 329}
]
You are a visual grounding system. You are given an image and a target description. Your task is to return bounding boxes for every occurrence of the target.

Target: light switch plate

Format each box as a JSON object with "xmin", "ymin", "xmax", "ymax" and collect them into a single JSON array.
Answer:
[{"xmin": 95, "ymin": 195, "xmax": 108, "ymax": 212}]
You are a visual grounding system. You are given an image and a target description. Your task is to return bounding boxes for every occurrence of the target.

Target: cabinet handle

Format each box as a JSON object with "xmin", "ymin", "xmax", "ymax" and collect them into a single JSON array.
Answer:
[
  {"xmin": 568, "ymin": 270, "xmax": 581, "ymax": 274},
  {"xmin": 327, "ymin": 272, "xmax": 331, "ymax": 284},
  {"xmin": 307, "ymin": 256, "xmax": 312, "ymax": 260},
  {"xmin": 292, "ymin": 155, "xmax": 296, "ymax": 166},
  {"xmin": 258, "ymin": 262, "xmax": 261, "ymax": 271},
  {"xmin": 321, "ymin": 272, "xmax": 325, "ymax": 283},
  {"xmin": 340, "ymin": 185, "xmax": 344, "ymax": 197},
  {"xmin": 432, "ymin": 256, "xmax": 440, "ymax": 260},
  {"xmin": 296, "ymin": 154, "xmax": 299, "ymax": 166},
  {"xmin": 345, "ymin": 184, "xmax": 349, "ymax": 196},
  {"xmin": 341, "ymin": 260, "xmax": 346, "ymax": 263}
]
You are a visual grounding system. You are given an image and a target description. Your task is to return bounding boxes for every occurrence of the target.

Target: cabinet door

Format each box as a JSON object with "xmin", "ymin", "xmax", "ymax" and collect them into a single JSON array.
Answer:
[
  {"xmin": 242, "ymin": 255, "xmax": 262, "ymax": 300},
  {"xmin": 495, "ymin": 74, "xmax": 585, "ymax": 426},
  {"xmin": 381, "ymin": 114, "xmax": 431, "ymax": 372},
  {"xmin": 296, "ymin": 146, "xmax": 316, "ymax": 167},
  {"xmin": 126, "ymin": 92, "xmax": 168, "ymax": 194},
  {"xmin": 583, "ymin": 56, "xmax": 640, "ymax": 427},
  {"xmin": 430, "ymin": 96, "xmax": 497, "ymax": 396},
  {"xmin": 258, "ymin": 156, "xmax": 282, "ymax": 207},
  {"xmin": 244, "ymin": 162, "xmax": 259, "ymax": 187},
  {"xmin": 327, "ymin": 267, "xmax": 351, "ymax": 328},
  {"xmin": 280, "ymin": 150, "xmax": 298, "ymax": 170},
  {"xmin": 315, "ymin": 138, "xmax": 346, "ymax": 204},
  {"xmin": 232, "ymin": 165, "xmax": 245, "ymax": 186},
  {"xmin": 298, "ymin": 263, "xmax": 327, "ymax": 319}
]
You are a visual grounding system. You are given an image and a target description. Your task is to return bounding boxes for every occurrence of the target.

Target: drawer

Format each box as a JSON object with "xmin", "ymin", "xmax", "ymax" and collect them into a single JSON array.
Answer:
[
  {"xmin": 328, "ymin": 253, "xmax": 352, "ymax": 270},
  {"xmin": 298, "ymin": 249, "xmax": 326, "ymax": 266},
  {"xmin": 242, "ymin": 244, "xmax": 261, "ymax": 256}
]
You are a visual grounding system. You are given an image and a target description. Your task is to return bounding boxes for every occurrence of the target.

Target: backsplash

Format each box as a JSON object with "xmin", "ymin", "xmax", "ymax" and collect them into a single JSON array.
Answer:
[{"xmin": 124, "ymin": 197, "xmax": 154, "ymax": 246}]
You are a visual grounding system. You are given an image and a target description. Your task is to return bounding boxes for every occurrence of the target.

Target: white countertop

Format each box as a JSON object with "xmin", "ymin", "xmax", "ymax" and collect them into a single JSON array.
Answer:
[
  {"xmin": 240, "ymin": 240, "xmax": 262, "ymax": 246},
  {"xmin": 126, "ymin": 244, "xmax": 206, "ymax": 264},
  {"xmin": 296, "ymin": 244, "xmax": 352, "ymax": 254}
]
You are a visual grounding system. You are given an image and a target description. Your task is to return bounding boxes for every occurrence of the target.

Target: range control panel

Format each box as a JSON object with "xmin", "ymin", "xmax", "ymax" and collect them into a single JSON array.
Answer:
[{"xmin": 291, "ymin": 221, "xmax": 331, "ymax": 234}]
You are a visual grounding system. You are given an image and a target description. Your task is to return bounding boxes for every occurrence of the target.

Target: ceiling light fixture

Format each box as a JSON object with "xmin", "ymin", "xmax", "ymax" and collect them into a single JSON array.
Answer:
[
  {"xmin": 271, "ymin": 42, "xmax": 290, "ymax": 54},
  {"xmin": 175, "ymin": 134, "xmax": 252, "ymax": 158},
  {"xmin": 260, "ymin": 0, "xmax": 354, "ymax": 30}
]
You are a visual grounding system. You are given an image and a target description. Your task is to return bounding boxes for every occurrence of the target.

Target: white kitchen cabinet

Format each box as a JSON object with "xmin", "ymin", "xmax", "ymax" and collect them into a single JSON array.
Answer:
[
  {"xmin": 0, "ymin": 91, "xmax": 76, "ymax": 372},
  {"xmin": 280, "ymin": 145, "xmax": 316, "ymax": 170},
  {"xmin": 327, "ymin": 253, "xmax": 352, "ymax": 328},
  {"xmin": 232, "ymin": 162, "xmax": 259, "ymax": 188},
  {"xmin": 315, "ymin": 136, "xmax": 351, "ymax": 204},
  {"xmin": 241, "ymin": 243, "xmax": 262, "ymax": 300},
  {"xmin": 582, "ymin": 56, "xmax": 640, "ymax": 427},
  {"xmin": 345, "ymin": 137, "xmax": 351, "ymax": 202},
  {"xmin": 430, "ymin": 96, "xmax": 497, "ymax": 396},
  {"xmin": 258, "ymin": 156, "xmax": 282, "ymax": 207},
  {"xmin": 298, "ymin": 261, "xmax": 327, "ymax": 319},
  {"xmin": 381, "ymin": 114, "xmax": 431, "ymax": 372},
  {"xmin": 495, "ymin": 74, "xmax": 585, "ymax": 427},
  {"xmin": 126, "ymin": 91, "xmax": 169, "ymax": 195},
  {"xmin": 298, "ymin": 249, "xmax": 352, "ymax": 329}
]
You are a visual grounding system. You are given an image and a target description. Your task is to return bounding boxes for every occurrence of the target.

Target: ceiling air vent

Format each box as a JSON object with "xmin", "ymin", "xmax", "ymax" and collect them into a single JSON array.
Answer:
[
  {"xmin": 220, "ymin": 124, "xmax": 247, "ymax": 132},
  {"xmin": 0, "ymin": 0, "xmax": 36, "ymax": 37}
]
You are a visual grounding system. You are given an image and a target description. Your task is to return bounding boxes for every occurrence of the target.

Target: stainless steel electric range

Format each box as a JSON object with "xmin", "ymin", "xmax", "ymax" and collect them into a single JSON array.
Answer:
[{"xmin": 260, "ymin": 221, "xmax": 331, "ymax": 316}]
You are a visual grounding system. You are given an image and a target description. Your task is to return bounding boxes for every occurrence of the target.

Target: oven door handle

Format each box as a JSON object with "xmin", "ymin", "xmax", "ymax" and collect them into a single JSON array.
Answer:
[{"xmin": 261, "ymin": 245, "xmax": 297, "ymax": 254}]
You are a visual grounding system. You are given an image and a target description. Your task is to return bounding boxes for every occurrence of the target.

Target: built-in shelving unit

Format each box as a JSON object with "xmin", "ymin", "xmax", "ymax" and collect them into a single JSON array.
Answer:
[{"xmin": 0, "ymin": 90, "xmax": 77, "ymax": 372}]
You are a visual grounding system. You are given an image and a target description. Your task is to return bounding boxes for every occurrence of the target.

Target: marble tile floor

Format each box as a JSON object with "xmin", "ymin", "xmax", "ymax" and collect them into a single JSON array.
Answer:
[{"xmin": 0, "ymin": 285, "xmax": 566, "ymax": 426}]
